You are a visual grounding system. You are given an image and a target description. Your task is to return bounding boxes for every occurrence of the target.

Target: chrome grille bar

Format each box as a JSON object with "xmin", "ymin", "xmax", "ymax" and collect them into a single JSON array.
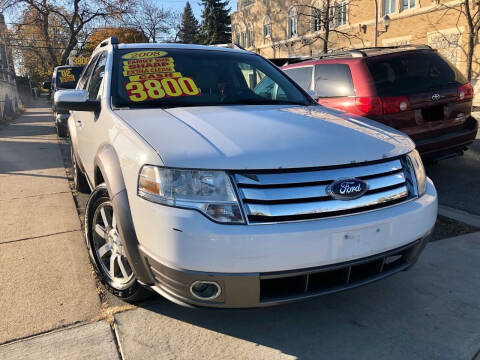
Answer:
[
  {"xmin": 240, "ymin": 172, "xmax": 406, "ymax": 202},
  {"xmin": 232, "ymin": 157, "xmax": 413, "ymax": 224},
  {"xmin": 246, "ymin": 186, "xmax": 408, "ymax": 218},
  {"xmin": 235, "ymin": 159, "xmax": 402, "ymax": 186}
]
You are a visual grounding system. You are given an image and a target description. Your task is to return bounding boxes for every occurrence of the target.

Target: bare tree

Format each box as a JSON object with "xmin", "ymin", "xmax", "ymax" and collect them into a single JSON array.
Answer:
[
  {"xmin": 124, "ymin": 0, "xmax": 179, "ymax": 43},
  {"xmin": 295, "ymin": 0, "xmax": 362, "ymax": 53},
  {"xmin": 434, "ymin": 0, "xmax": 480, "ymax": 81},
  {"xmin": 12, "ymin": 0, "xmax": 135, "ymax": 67}
]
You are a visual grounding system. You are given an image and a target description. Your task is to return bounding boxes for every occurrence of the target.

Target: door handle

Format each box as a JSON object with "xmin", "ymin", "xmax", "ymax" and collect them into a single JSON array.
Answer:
[{"xmin": 76, "ymin": 119, "xmax": 83, "ymax": 128}]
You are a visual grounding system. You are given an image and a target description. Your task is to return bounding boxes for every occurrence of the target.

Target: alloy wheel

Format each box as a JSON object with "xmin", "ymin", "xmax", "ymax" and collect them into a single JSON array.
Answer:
[{"xmin": 92, "ymin": 202, "xmax": 134, "ymax": 288}]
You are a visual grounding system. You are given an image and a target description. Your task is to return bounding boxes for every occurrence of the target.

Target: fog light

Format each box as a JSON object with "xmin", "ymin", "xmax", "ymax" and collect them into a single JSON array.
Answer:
[{"xmin": 190, "ymin": 281, "xmax": 221, "ymax": 300}]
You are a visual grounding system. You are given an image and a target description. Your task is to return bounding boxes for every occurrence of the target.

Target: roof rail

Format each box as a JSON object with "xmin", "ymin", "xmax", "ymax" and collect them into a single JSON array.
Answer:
[
  {"xmin": 353, "ymin": 44, "xmax": 432, "ymax": 52},
  {"xmin": 98, "ymin": 36, "xmax": 119, "ymax": 49},
  {"xmin": 315, "ymin": 49, "xmax": 367, "ymax": 59},
  {"xmin": 309, "ymin": 44, "xmax": 432, "ymax": 60}
]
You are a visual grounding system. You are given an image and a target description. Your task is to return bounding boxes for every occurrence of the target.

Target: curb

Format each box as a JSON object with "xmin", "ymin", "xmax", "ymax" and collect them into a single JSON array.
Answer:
[{"xmin": 438, "ymin": 205, "xmax": 480, "ymax": 228}]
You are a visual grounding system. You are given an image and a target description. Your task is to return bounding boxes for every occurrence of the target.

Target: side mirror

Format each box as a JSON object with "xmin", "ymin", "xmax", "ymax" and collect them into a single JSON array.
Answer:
[
  {"xmin": 42, "ymin": 81, "xmax": 51, "ymax": 90},
  {"xmin": 54, "ymin": 89, "xmax": 100, "ymax": 112}
]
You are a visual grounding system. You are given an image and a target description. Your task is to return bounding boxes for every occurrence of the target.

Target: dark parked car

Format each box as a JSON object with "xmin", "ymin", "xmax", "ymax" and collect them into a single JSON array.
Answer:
[
  {"xmin": 282, "ymin": 45, "xmax": 478, "ymax": 161},
  {"xmin": 44, "ymin": 65, "xmax": 84, "ymax": 137}
]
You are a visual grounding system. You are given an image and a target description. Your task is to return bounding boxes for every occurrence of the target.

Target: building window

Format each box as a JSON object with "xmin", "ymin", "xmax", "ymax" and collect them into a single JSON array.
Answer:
[
  {"xmin": 312, "ymin": 8, "xmax": 322, "ymax": 32},
  {"xmin": 383, "ymin": 0, "xmax": 396, "ymax": 14},
  {"xmin": 247, "ymin": 23, "xmax": 254, "ymax": 48},
  {"xmin": 336, "ymin": 2, "xmax": 347, "ymax": 26},
  {"xmin": 233, "ymin": 26, "xmax": 240, "ymax": 45},
  {"xmin": 328, "ymin": 6, "xmax": 335, "ymax": 28},
  {"xmin": 401, "ymin": 0, "xmax": 415, "ymax": 11},
  {"xmin": 263, "ymin": 16, "xmax": 271, "ymax": 38},
  {"xmin": 241, "ymin": 31, "xmax": 246, "ymax": 47},
  {"xmin": 287, "ymin": 7, "xmax": 298, "ymax": 38}
]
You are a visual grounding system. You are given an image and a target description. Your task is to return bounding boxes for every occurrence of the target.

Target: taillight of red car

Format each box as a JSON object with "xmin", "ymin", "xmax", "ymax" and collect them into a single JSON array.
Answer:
[
  {"xmin": 350, "ymin": 96, "xmax": 410, "ymax": 117},
  {"xmin": 457, "ymin": 83, "xmax": 474, "ymax": 101},
  {"xmin": 353, "ymin": 97, "xmax": 383, "ymax": 116},
  {"xmin": 382, "ymin": 96, "xmax": 410, "ymax": 114}
]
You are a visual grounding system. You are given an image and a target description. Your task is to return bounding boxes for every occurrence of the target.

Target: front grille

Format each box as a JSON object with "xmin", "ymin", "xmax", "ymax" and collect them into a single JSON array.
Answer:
[
  {"xmin": 260, "ymin": 240, "xmax": 418, "ymax": 303},
  {"xmin": 232, "ymin": 157, "xmax": 414, "ymax": 224}
]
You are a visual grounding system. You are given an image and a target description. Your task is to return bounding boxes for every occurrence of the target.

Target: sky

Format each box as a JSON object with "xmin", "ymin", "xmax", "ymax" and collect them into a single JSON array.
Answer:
[
  {"xmin": 155, "ymin": 0, "xmax": 236, "ymax": 19},
  {"xmin": 3, "ymin": 0, "xmax": 236, "ymax": 27}
]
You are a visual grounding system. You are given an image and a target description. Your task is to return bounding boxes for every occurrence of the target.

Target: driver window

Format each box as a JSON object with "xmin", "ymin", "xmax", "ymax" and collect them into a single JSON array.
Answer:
[
  {"xmin": 253, "ymin": 74, "xmax": 288, "ymax": 101},
  {"xmin": 87, "ymin": 52, "xmax": 107, "ymax": 99},
  {"xmin": 238, "ymin": 63, "xmax": 266, "ymax": 90},
  {"xmin": 77, "ymin": 54, "xmax": 99, "ymax": 90}
]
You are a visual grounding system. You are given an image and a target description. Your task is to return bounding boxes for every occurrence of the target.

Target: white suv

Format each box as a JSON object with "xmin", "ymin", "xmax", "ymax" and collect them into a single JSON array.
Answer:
[{"xmin": 55, "ymin": 37, "xmax": 437, "ymax": 308}]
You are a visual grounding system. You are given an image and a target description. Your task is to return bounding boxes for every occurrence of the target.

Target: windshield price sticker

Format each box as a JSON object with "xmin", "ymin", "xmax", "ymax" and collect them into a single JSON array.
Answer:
[
  {"xmin": 126, "ymin": 77, "xmax": 200, "ymax": 102},
  {"xmin": 122, "ymin": 51, "xmax": 201, "ymax": 102},
  {"xmin": 59, "ymin": 68, "xmax": 76, "ymax": 83},
  {"xmin": 128, "ymin": 73, "xmax": 182, "ymax": 82},
  {"xmin": 122, "ymin": 50, "xmax": 168, "ymax": 60}
]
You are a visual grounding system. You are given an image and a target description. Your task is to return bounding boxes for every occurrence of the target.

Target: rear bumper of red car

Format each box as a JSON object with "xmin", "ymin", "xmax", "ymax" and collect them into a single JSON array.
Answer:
[{"xmin": 415, "ymin": 116, "xmax": 478, "ymax": 160}]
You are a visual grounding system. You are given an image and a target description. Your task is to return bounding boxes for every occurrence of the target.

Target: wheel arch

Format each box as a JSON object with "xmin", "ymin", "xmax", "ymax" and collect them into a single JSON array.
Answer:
[{"xmin": 89, "ymin": 144, "xmax": 154, "ymax": 285}]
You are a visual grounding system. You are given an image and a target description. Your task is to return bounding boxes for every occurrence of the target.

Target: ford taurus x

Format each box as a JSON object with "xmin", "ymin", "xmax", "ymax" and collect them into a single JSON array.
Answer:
[{"xmin": 54, "ymin": 37, "xmax": 437, "ymax": 308}]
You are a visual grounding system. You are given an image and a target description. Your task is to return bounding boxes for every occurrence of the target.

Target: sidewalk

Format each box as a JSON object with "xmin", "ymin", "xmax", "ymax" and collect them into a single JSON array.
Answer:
[{"xmin": 0, "ymin": 103, "xmax": 102, "ymax": 344}]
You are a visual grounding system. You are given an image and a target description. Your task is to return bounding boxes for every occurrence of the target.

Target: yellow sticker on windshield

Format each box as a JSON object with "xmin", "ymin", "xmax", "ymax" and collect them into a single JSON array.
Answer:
[
  {"xmin": 122, "ymin": 50, "xmax": 168, "ymax": 60},
  {"xmin": 125, "ymin": 77, "xmax": 201, "ymax": 102},
  {"xmin": 59, "ymin": 68, "xmax": 76, "ymax": 83},
  {"xmin": 122, "ymin": 51, "xmax": 201, "ymax": 102}
]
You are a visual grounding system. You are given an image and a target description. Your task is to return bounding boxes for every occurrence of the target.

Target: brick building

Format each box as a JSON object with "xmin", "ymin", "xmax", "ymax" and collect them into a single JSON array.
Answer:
[{"xmin": 231, "ymin": 0, "xmax": 480, "ymax": 104}]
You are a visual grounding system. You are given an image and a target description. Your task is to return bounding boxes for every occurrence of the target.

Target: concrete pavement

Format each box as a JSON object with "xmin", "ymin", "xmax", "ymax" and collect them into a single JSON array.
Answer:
[
  {"xmin": 0, "ymin": 104, "xmax": 101, "ymax": 344},
  {"xmin": 0, "ymin": 322, "xmax": 119, "ymax": 360}
]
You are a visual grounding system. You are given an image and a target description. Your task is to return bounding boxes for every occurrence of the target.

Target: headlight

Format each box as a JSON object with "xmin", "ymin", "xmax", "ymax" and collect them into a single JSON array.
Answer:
[
  {"xmin": 407, "ymin": 150, "xmax": 426, "ymax": 196},
  {"xmin": 137, "ymin": 166, "xmax": 244, "ymax": 224}
]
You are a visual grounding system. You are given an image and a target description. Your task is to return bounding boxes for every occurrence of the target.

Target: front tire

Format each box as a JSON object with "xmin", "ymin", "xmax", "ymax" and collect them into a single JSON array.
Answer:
[
  {"xmin": 56, "ymin": 123, "xmax": 67, "ymax": 138},
  {"xmin": 86, "ymin": 184, "xmax": 150, "ymax": 302}
]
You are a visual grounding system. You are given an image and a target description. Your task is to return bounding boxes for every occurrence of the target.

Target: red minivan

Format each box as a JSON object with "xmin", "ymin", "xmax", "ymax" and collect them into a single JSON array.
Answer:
[{"xmin": 282, "ymin": 46, "xmax": 478, "ymax": 161}]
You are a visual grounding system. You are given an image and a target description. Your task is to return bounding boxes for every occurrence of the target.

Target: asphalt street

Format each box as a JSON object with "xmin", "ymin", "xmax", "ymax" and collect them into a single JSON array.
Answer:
[
  {"xmin": 426, "ymin": 123, "xmax": 480, "ymax": 216},
  {"xmin": 0, "ymin": 102, "xmax": 479, "ymax": 359}
]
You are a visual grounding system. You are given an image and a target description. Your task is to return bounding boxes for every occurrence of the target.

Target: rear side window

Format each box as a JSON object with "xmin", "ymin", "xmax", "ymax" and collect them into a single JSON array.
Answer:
[
  {"xmin": 366, "ymin": 52, "xmax": 467, "ymax": 96},
  {"xmin": 314, "ymin": 64, "xmax": 355, "ymax": 97},
  {"xmin": 54, "ymin": 67, "xmax": 83, "ymax": 89},
  {"xmin": 283, "ymin": 66, "xmax": 313, "ymax": 90}
]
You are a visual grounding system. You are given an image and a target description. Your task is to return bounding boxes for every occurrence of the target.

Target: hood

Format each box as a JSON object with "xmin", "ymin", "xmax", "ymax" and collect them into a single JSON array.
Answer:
[{"xmin": 115, "ymin": 105, "xmax": 414, "ymax": 170}]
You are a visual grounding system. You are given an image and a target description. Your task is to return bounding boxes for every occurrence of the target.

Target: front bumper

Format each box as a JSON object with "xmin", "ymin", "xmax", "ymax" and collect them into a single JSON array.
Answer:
[
  {"xmin": 130, "ymin": 179, "xmax": 437, "ymax": 308},
  {"xmin": 142, "ymin": 235, "xmax": 429, "ymax": 308}
]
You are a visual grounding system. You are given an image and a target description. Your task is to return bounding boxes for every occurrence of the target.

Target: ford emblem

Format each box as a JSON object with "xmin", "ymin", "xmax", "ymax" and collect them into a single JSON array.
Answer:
[
  {"xmin": 327, "ymin": 178, "xmax": 369, "ymax": 201},
  {"xmin": 432, "ymin": 93, "xmax": 440, "ymax": 101}
]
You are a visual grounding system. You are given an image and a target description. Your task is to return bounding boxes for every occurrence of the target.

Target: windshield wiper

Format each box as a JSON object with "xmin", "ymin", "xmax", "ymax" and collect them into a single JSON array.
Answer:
[{"xmin": 222, "ymin": 98, "xmax": 309, "ymax": 106}]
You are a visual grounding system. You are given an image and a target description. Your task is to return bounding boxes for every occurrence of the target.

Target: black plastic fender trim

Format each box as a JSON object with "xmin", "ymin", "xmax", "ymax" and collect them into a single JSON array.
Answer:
[
  {"xmin": 111, "ymin": 189, "xmax": 155, "ymax": 285},
  {"xmin": 93, "ymin": 145, "xmax": 154, "ymax": 285}
]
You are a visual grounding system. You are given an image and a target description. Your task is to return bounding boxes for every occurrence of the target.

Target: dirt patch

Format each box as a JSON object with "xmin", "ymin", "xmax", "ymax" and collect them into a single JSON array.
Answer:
[{"xmin": 430, "ymin": 215, "xmax": 480, "ymax": 241}]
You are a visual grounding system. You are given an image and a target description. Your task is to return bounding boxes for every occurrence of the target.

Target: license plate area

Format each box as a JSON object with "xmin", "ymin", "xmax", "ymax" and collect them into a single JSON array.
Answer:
[{"xmin": 422, "ymin": 105, "xmax": 444, "ymax": 122}]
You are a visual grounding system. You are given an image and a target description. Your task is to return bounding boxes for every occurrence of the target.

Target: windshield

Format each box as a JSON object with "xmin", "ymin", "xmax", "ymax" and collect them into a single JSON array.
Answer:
[
  {"xmin": 112, "ymin": 48, "xmax": 313, "ymax": 108},
  {"xmin": 55, "ymin": 66, "xmax": 83, "ymax": 89}
]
